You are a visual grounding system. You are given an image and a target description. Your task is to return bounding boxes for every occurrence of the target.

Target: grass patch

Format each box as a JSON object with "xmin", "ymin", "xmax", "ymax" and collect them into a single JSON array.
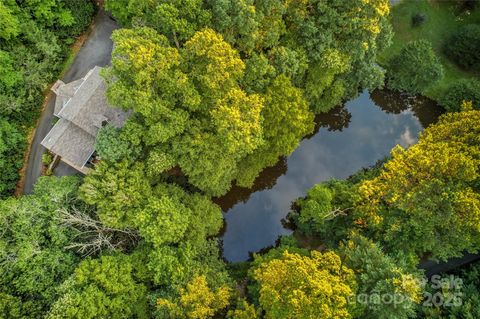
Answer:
[{"xmin": 379, "ymin": 0, "xmax": 480, "ymax": 101}]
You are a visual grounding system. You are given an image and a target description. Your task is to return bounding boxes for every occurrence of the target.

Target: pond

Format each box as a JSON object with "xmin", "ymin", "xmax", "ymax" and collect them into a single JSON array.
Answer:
[{"xmin": 216, "ymin": 89, "xmax": 443, "ymax": 262}]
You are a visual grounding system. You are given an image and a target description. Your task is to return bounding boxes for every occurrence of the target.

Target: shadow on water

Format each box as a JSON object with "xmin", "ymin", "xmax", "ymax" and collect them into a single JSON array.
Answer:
[{"xmin": 219, "ymin": 89, "xmax": 443, "ymax": 262}]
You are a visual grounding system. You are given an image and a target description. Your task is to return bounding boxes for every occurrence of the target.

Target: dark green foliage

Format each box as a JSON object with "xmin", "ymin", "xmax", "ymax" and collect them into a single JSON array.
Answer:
[
  {"xmin": 418, "ymin": 262, "xmax": 480, "ymax": 318},
  {"xmin": 0, "ymin": 119, "xmax": 25, "ymax": 197},
  {"xmin": 339, "ymin": 235, "xmax": 422, "ymax": 319},
  {"xmin": 387, "ymin": 40, "xmax": 444, "ymax": 94},
  {"xmin": 55, "ymin": 0, "xmax": 96, "ymax": 40},
  {"xmin": 439, "ymin": 79, "xmax": 480, "ymax": 112},
  {"xmin": 411, "ymin": 13, "xmax": 426, "ymax": 27},
  {"xmin": 289, "ymin": 179, "xmax": 359, "ymax": 247},
  {"xmin": 445, "ymin": 24, "xmax": 480, "ymax": 71}
]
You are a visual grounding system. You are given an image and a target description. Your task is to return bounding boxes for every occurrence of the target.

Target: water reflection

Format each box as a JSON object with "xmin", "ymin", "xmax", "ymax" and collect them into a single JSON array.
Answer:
[{"xmin": 220, "ymin": 90, "xmax": 442, "ymax": 262}]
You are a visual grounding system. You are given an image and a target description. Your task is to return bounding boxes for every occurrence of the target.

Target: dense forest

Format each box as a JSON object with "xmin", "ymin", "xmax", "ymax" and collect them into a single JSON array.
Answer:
[{"xmin": 1, "ymin": 0, "xmax": 480, "ymax": 318}]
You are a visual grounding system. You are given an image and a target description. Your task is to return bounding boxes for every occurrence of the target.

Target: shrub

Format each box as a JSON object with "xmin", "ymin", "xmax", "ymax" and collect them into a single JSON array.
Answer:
[
  {"xmin": 42, "ymin": 153, "xmax": 53, "ymax": 166},
  {"xmin": 439, "ymin": 79, "xmax": 480, "ymax": 112},
  {"xmin": 444, "ymin": 24, "xmax": 480, "ymax": 70},
  {"xmin": 411, "ymin": 13, "xmax": 426, "ymax": 27},
  {"xmin": 386, "ymin": 40, "xmax": 444, "ymax": 94}
]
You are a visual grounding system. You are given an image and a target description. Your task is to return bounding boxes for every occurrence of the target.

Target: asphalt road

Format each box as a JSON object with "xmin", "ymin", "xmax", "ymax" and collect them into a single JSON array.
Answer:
[{"xmin": 23, "ymin": 9, "xmax": 118, "ymax": 194}]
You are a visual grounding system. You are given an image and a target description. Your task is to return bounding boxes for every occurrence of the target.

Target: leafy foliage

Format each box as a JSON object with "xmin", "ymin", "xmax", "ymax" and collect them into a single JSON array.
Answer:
[
  {"xmin": 339, "ymin": 235, "xmax": 422, "ymax": 319},
  {"xmin": 95, "ymin": 124, "xmax": 140, "ymax": 162},
  {"xmin": 0, "ymin": 119, "xmax": 25, "ymax": 197},
  {"xmin": 251, "ymin": 249, "xmax": 357, "ymax": 319},
  {"xmin": 418, "ymin": 262, "xmax": 480, "ymax": 318},
  {"xmin": 444, "ymin": 24, "xmax": 480, "ymax": 71},
  {"xmin": 156, "ymin": 275, "xmax": 231, "ymax": 319},
  {"xmin": 0, "ymin": 177, "xmax": 81, "ymax": 318},
  {"xmin": 386, "ymin": 40, "xmax": 444, "ymax": 94},
  {"xmin": 47, "ymin": 254, "xmax": 148, "ymax": 319},
  {"xmin": 439, "ymin": 79, "xmax": 480, "ymax": 112},
  {"xmin": 358, "ymin": 106, "xmax": 480, "ymax": 260}
]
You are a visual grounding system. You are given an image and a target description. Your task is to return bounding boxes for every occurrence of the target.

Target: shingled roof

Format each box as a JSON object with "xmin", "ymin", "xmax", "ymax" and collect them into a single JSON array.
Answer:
[{"xmin": 41, "ymin": 66, "xmax": 129, "ymax": 170}]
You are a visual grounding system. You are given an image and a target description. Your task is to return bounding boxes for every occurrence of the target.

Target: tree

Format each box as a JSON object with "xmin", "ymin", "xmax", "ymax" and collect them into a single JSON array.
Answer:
[
  {"xmin": 0, "ymin": 0, "xmax": 20, "ymax": 40},
  {"xmin": 357, "ymin": 106, "xmax": 480, "ymax": 260},
  {"xmin": 284, "ymin": 0, "xmax": 392, "ymax": 99},
  {"xmin": 47, "ymin": 254, "xmax": 148, "ymax": 319},
  {"xmin": 146, "ymin": 240, "xmax": 231, "ymax": 289},
  {"xmin": 440, "ymin": 79, "xmax": 480, "ymax": 112},
  {"xmin": 156, "ymin": 275, "xmax": 231, "ymax": 319},
  {"xmin": 304, "ymin": 49, "xmax": 349, "ymax": 113},
  {"xmin": 94, "ymin": 124, "xmax": 140, "ymax": 163},
  {"xmin": 236, "ymin": 75, "xmax": 314, "ymax": 187},
  {"xmin": 0, "ymin": 119, "xmax": 25, "ymax": 197},
  {"xmin": 105, "ymin": 0, "xmax": 211, "ymax": 46},
  {"xmin": 339, "ymin": 235, "xmax": 422, "ymax": 319},
  {"xmin": 0, "ymin": 177, "xmax": 80, "ymax": 318},
  {"xmin": 418, "ymin": 262, "xmax": 480, "ymax": 318},
  {"xmin": 208, "ymin": 0, "xmax": 286, "ymax": 54},
  {"xmin": 106, "ymin": 27, "xmax": 265, "ymax": 196},
  {"xmin": 386, "ymin": 40, "xmax": 444, "ymax": 94},
  {"xmin": 227, "ymin": 300, "xmax": 260, "ymax": 319},
  {"xmin": 444, "ymin": 24, "xmax": 480, "ymax": 71},
  {"xmin": 289, "ymin": 178, "xmax": 360, "ymax": 247},
  {"xmin": 252, "ymin": 250, "xmax": 356, "ymax": 319},
  {"xmin": 79, "ymin": 161, "xmax": 151, "ymax": 228}
]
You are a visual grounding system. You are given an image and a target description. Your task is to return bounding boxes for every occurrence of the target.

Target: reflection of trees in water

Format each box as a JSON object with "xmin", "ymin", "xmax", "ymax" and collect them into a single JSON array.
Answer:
[
  {"xmin": 213, "ymin": 157, "xmax": 288, "ymax": 212},
  {"xmin": 371, "ymin": 89, "xmax": 443, "ymax": 128},
  {"xmin": 310, "ymin": 105, "xmax": 352, "ymax": 136}
]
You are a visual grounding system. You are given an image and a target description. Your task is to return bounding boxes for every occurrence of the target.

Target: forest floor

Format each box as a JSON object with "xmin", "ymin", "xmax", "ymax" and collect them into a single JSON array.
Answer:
[{"xmin": 379, "ymin": 0, "xmax": 480, "ymax": 101}]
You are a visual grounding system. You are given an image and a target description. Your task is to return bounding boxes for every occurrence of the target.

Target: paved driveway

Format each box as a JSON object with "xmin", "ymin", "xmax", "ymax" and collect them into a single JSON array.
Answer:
[{"xmin": 23, "ymin": 9, "xmax": 118, "ymax": 194}]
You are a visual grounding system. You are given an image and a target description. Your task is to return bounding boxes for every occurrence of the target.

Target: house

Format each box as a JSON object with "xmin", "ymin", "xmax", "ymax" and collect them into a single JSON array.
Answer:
[{"xmin": 41, "ymin": 66, "xmax": 129, "ymax": 174}]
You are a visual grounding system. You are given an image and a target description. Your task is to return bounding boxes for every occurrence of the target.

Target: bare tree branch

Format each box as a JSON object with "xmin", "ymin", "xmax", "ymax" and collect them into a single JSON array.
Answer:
[{"xmin": 56, "ymin": 207, "xmax": 139, "ymax": 257}]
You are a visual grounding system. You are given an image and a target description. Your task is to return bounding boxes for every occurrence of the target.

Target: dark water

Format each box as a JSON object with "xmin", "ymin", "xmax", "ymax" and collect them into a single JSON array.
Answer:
[{"xmin": 216, "ymin": 89, "xmax": 442, "ymax": 262}]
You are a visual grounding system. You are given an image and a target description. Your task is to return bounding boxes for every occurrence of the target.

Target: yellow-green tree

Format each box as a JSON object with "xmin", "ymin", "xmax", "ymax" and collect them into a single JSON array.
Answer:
[
  {"xmin": 156, "ymin": 275, "xmax": 231, "ymax": 319},
  {"xmin": 358, "ymin": 104, "xmax": 480, "ymax": 260},
  {"xmin": 253, "ymin": 250, "xmax": 356, "ymax": 319},
  {"xmin": 236, "ymin": 74, "xmax": 314, "ymax": 187}
]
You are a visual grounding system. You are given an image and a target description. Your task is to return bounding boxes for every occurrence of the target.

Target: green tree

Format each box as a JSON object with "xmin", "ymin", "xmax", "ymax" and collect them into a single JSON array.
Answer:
[
  {"xmin": 20, "ymin": 0, "xmax": 74, "ymax": 27},
  {"xmin": 105, "ymin": 0, "xmax": 211, "ymax": 46},
  {"xmin": 236, "ymin": 75, "xmax": 314, "ymax": 187},
  {"xmin": 0, "ymin": 119, "xmax": 25, "ymax": 197},
  {"xmin": 0, "ymin": 177, "xmax": 80, "ymax": 318},
  {"xmin": 47, "ymin": 254, "xmax": 148, "ymax": 319},
  {"xmin": 386, "ymin": 40, "xmax": 444, "ymax": 94},
  {"xmin": 439, "ymin": 79, "xmax": 480, "ymax": 112},
  {"xmin": 79, "ymin": 161, "xmax": 151, "ymax": 228},
  {"xmin": 339, "ymin": 235, "xmax": 422, "ymax": 319},
  {"xmin": 0, "ymin": 0, "xmax": 20, "ymax": 40},
  {"xmin": 419, "ymin": 262, "xmax": 480, "ymax": 318},
  {"xmin": 285, "ymin": 0, "xmax": 392, "ymax": 99},
  {"xmin": 445, "ymin": 24, "xmax": 480, "ymax": 71},
  {"xmin": 94, "ymin": 124, "xmax": 140, "ymax": 162}
]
